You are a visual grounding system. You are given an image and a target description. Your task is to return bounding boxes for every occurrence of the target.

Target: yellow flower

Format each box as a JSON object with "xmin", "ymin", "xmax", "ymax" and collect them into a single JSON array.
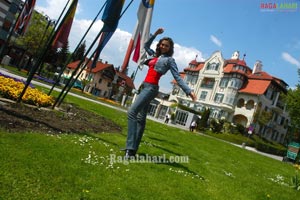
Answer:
[{"xmin": 0, "ymin": 75, "xmax": 54, "ymax": 107}]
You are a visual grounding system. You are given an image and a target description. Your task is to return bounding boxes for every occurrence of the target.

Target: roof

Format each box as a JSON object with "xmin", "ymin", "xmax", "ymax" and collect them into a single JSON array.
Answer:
[
  {"xmin": 67, "ymin": 58, "xmax": 113, "ymax": 73},
  {"xmin": 174, "ymin": 57, "xmax": 288, "ymax": 95},
  {"xmin": 239, "ymin": 79, "xmax": 271, "ymax": 95},
  {"xmin": 184, "ymin": 62, "xmax": 205, "ymax": 72},
  {"xmin": 67, "ymin": 58, "xmax": 135, "ymax": 89},
  {"xmin": 223, "ymin": 59, "xmax": 252, "ymax": 76}
]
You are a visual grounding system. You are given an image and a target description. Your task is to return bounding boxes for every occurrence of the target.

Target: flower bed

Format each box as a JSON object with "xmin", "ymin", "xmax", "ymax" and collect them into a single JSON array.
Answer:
[{"xmin": 0, "ymin": 74, "xmax": 54, "ymax": 107}]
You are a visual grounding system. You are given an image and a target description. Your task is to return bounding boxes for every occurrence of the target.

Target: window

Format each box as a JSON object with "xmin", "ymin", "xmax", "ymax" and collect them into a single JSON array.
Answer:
[
  {"xmin": 206, "ymin": 62, "xmax": 219, "ymax": 71},
  {"xmin": 265, "ymin": 88, "xmax": 273, "ymax": 99},
  {"xmin": 199, "ymin": 91, "xmax": 208, "ymax": 100},
  {"xmin": 201, "ymin": 78, "xmax": 215, "ymax": 89},
  {"xmin": 175, "ymin": 110, "xmax": 189, "ymax": 126},
  {"xmin": 186, "ymin": 74, "xmax": 198, "ymax": 85},
  {"xmin": 246, "ymin": 100, "xmax": 254, "ymax": 110},
  {"xmin": 229, "ymin": 78, "xmax": 242, "ymax": 89},
  {"xmin": 98, "ymin": 79, "xmax": 102, "ymax": 84},
  {"xmin": 233, "ymin": 65, "xmax": 246, "ymax": 73},
  {"xmin": 237, "ymin": 98, "xmax": 244, "ymax": 108},
  {"xmin": 214, "ymin": 93, "xmax": 224, "ymax": 103},
  {"xmin": 224, "ymin": 93, "xmax": 235, "ymax": 105},
  {"xmin": 219, "ymin": 77, "xmax": 229, "ymax": 88}
]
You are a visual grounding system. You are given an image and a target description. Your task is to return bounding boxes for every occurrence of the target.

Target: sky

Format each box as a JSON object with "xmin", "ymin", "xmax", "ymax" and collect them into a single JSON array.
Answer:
[{"xmin": 35, "ymin": 0, "xmax": 300, "ymax": 93}]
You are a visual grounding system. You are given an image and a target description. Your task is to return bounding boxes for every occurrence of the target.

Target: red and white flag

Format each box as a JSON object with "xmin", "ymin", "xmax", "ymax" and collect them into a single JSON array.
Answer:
[
  {"xmin": 121, "ymin": 0, "xmax": 155, "ymax": 72},
  {"xmin": 14, "ymin": 0, "xmax": 36, "ymax": 35}
]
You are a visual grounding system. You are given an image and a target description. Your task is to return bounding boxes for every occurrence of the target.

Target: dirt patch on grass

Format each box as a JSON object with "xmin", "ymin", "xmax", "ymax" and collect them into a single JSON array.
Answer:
[{"xmin": 0, "ymin": 98, "xmax": 122, "ymax": 134}]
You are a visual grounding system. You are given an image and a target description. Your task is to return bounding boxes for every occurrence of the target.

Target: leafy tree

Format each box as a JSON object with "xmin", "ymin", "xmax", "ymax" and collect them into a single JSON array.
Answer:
[
  {"xmin": 14, "ymin": 11, "xmax": 53, "ymax": 60},
  {"xmin": 283, "ymin": 85, "xmax": 300, "ymax": 142}
]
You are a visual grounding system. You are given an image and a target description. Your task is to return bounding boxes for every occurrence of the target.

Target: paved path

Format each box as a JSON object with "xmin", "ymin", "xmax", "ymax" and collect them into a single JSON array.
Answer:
[{"xmin": 0, "ymin": 67, "xmax": 284, "ymax": 161}]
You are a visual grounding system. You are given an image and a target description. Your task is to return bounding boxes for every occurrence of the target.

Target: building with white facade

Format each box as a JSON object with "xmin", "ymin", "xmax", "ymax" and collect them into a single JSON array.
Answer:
[{"xmin": 168, "ymin": 51, "xmax": 290, "ymax": 144}]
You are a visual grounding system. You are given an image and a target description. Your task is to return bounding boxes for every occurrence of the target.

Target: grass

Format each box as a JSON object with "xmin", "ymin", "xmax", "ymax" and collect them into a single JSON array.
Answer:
[{"xmin": 0, "ymin": 95, "xmax": 299, "ymax": 200}]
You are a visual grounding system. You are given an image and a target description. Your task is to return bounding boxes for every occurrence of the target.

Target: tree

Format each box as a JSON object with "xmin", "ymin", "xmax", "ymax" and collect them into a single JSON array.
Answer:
[
  {"xmin": 72, "ymin": 41, "xmax": 86, "ymax": 61},
  {"xmin": 14, "ymin": 11, "xmax": 53, "ymax": 61},
  {"xmin": 199, "ymin": 108, "xmax": 210, "ymax": 129},
  {"xmin": 283, "ymin": 85, "xmax": 300, "ymax": 142},
  {"xmin": 56, "ymin": 41, "xmax": 70, "ymax": 66}
]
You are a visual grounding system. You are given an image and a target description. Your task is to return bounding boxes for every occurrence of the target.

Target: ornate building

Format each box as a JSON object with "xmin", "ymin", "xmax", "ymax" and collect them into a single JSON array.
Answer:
[{"xmin": 169, "ymin": 51, "xmax": 290, "ymax": 144}]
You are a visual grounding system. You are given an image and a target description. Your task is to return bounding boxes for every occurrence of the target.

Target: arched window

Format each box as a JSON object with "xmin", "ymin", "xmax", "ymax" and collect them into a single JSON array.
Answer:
[
  {"xmin": 237, "ymin": 98, "xmax": 245, "ymax": 108},
  {"xmin": 246, "ymin": 100, "xmax": 255, "ymax": 110}
]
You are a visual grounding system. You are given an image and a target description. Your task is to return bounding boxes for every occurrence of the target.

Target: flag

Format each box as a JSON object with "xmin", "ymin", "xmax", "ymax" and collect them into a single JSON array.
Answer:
[
  {"xmin": 121, "ymin": 0, "xmax": 155, "ymax": 72},
  {"xmin": 14, "ymin": 0, "xmax": 36, "ymax": 35},
  {"xmin": 52, "ymin": 0, "xmax": 78, "ymax": 49},
  {"xmin": 91, "ymin": 0, "xmax": 124, "ymax": 68}
]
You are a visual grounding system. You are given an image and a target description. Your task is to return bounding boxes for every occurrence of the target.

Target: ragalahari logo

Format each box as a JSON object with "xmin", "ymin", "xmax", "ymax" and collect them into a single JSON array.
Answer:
[{"xmin": 260, "ymin": 2, "xmax": 298, "ymax": 12}]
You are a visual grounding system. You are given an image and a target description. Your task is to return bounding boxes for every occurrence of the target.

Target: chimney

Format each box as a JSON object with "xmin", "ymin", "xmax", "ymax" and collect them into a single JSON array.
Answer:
[
  {"xmin": 253, "ymin": 60, "xmax": 263, "ymax": 74},
  {"xmin": 231, "ymin": 51, "xmax": 240, "ymax": 60}
]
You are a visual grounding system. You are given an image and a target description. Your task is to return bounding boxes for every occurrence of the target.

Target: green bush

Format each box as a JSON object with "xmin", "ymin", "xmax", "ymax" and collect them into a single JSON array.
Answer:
[
  {"xmin": 210, "ymin": 119, "xmax": 224, "ymax": 133},
  {"xmin": 255, "ymin": 140, "xmax": 286, "ymax": 156}
]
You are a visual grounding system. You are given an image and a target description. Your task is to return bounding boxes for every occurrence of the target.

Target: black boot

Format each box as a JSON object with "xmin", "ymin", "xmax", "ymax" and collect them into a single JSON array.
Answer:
[{"xmin": 124, "ymin": 149, "xmax": 136, "ymax": 160}]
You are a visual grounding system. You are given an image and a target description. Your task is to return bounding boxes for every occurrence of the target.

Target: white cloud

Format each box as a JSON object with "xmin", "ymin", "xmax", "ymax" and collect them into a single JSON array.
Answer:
[
  {"xmin": 35, "ymin": 0, "xmax": 204, "ymax": 93},
  {"xmin": 282, "ymin": 52, "xmax": 300, "ymax": 67},
  {"xmin": 35, "ymin": 0, "xmax": 79, "ymax": 20},
  {"xmin": 210, "ymin": 35, "xmax": 222, "ymax": 47}
]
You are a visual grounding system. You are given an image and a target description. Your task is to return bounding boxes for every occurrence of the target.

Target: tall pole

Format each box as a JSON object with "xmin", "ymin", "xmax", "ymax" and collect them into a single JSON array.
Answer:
[
  {"xmin": 48, "ymin": 1, "xmax": 107, "ymax": 96},
  {"xmin": 53, "ymin": 0, "xmax": 135, "ymax": 108},
  {"xmin": 17, "ymin": 0, "xmax": 74, "ymax": 103}
]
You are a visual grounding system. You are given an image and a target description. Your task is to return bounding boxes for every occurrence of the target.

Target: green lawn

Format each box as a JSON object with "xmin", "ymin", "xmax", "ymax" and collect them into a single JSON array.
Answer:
[{"xmin": 0, "ymin": 96, "xmax": 299, "ymax": 200}]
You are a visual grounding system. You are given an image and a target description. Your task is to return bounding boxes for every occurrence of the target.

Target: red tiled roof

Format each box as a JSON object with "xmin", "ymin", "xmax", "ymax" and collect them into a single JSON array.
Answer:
[
  {"xmin": 172, "ymin": 58, "xmax": 288, "ymax": 95},
  {"xmin": 190, "ymin": 59, "xmax": 198, "ymax": 65},
  {"xmin": 248, "ymin": 71, "xmax": 273, "ymax": 80},
  {"xmin": 184, "ymin": 62, "xmax": 205, "ymax": 72},
  {"xmin": 239, "ymin": 79, "xmax": 271, "ymax": 95},
  {"xmin": 226, "ymin": 59, "xmax": 247, "ymax": 66},
  {"xmin": 67, "ymin": 58, "xmax": 113, "ymax": 73},
  {"xmin": 223, "ymin": 59, "xmax": 251, "ymax": 76},
  {"xmin": 67, "ymin": 59, "xmax": 135, "ymax": 89}
]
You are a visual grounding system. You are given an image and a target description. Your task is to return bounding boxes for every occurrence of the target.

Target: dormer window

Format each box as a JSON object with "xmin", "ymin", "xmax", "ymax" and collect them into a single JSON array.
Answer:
[
  {"xmin": 206, "ymin": 62, "xmax": 219, "ymax": 71},
  {"xmin": 233, "ymin": 65, "xmax": 246, "ymax": 72},
  {"xmin": 189, "ymin": 63, "xmax": 197, "ymax": 69}
]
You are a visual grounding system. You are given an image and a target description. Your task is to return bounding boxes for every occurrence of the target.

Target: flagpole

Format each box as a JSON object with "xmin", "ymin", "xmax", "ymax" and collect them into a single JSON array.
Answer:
[
  {"xmin": 53, "ymin": 27, "xmax": 105, "ymax": 108},
  {"xmin": 48, "ymin": 1, "xmax": 107, "ymax": 96},
  {"xmin": 36, "ymin": 0, "xmax": 71, "ymax": 75},
  {"xmin": 57, "ymin": 45, "xmax": 102, "ymax": 107},
  {"xmin": 53, "ymin": 0, "xmax": 135, "ymax": 108},
  {"xmin": 17, "ymin": 0, "xmax": 76, "ymax": 103}
]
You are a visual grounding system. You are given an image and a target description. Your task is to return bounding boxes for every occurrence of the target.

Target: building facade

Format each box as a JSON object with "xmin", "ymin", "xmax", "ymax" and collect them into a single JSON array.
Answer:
[
  {"xmin": 0, "ymin": 0, "xmax": 21, "ymax": 49},
  {"xmin": 168, "ymin": 51, "xmax": 290, "ymax": 144},
  {"xmin": 64, "ymin": 58, "xmax": 134, "ymax": 99}
]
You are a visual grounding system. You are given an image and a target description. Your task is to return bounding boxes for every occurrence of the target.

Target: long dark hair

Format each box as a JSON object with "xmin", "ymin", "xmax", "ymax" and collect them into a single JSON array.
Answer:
[{"xmin": 155, "ymin": 37, "xmax": 174, "ymax": 57}]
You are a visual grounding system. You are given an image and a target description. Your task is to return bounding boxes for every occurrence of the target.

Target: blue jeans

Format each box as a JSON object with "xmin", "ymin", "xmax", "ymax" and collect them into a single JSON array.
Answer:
[{"xmin": 126, "ymin": 82, "xmax": 159, "ymax": 151}]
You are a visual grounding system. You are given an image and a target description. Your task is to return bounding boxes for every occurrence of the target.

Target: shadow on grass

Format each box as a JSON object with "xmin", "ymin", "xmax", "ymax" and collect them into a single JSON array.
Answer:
[
  {"xmin": 147, "ymin": 136, "xmax": 181, "ymax": 147},
  {"xmin": 136, "ymin": 152, "xmax": 205, "ymax": 181},
  {"xmin": 81, "ymin": 132, "xmax": 121, "ymax": 147}
]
